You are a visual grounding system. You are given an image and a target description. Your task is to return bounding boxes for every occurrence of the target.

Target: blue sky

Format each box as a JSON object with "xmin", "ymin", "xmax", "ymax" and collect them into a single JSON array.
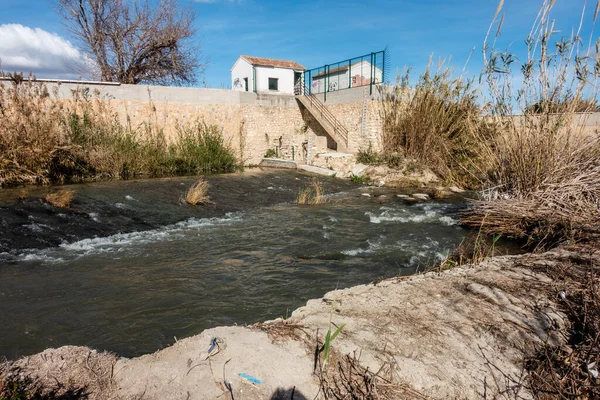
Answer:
[{"xmin": 0, "ymin": 0, "xmax": 596, "ymax": 87}]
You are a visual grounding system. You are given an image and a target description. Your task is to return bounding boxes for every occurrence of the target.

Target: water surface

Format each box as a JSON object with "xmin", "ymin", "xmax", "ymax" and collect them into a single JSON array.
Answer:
[{"xmin": 0, "ymin": 170, "xmax": 467, "ymax": 358}]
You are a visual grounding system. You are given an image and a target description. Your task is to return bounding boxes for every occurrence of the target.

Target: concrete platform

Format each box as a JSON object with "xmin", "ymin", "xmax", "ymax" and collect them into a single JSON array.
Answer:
[
  {"xmin": 298, "ymin": 165, "xmax": 342, "ymax": 177},
  {"xmin": 258, "ymin": 158, "xmax": 298, "ymax": 169}
]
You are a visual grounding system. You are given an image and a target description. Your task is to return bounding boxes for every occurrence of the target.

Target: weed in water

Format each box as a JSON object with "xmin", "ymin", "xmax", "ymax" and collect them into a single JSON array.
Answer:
[
  {"xmin": 378, "ymin": 0, "xmax": 600, "ymax": 248},
  {"xmin": 437, "ymin": 225, "xmax": 503, "ymax": 272},
  {"xmin": 43, "ymin": 190, "xmax": 74, "ymax": 209},
  {"xmin": 297, "ymin": 178, "xmax": 326, "ymax": 205},
  {"xmin": 349, "ymin": 174, "xmax": 365, "ymax": 184},
  {"xmin": 185, "ymin": 178, "xmax": 212, "ymax": 206}
]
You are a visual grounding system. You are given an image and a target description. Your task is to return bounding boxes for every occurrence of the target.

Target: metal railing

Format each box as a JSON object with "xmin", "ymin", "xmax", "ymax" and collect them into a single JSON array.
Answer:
[
  {"xmin": 303, "ymin": 48, "xmax": 389, "ymax": 99},
  {"xmin": 297, "ymin": 84, "xmax": 348, "ymax": 147}
]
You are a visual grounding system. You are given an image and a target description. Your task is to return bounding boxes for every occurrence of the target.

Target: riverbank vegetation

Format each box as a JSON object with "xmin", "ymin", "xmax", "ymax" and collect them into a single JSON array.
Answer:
[
  {"xmin": 375, "ymin": 0, "xmax": 600, "ymax": 249},
  {"xmin": 0, "ymin": 75, "xmax": 240, "ymax": 187}
]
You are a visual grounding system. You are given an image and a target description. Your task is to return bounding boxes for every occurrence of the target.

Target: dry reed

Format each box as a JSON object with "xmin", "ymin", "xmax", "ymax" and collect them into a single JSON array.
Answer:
[
  {"xmin": 459, "ymin": 0, "xmax": 600, "ymax": 246},
  {"xmin": 296, "ymin": 178, "xmax": 326, "ymax": 205},
  {"xmin": 185, "ymin": 178, "xmax": 212, "ymax": 205},
  {"xmin": 43, "ymin": 190, "xmax": 74, "ymax": 208},
  {"xmin": 378, "ymin": 60, "xmax": 482, "ymax": 186},
  {"xmin": 378, "ymin": 1, "xmax": 600, "ymax": 247}
]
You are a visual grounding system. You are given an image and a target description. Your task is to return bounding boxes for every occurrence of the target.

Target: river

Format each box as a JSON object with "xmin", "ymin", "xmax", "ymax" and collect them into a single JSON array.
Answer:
[{"xmin": 0, "ymin": 170, "xmax": 469, "ymax": 359}]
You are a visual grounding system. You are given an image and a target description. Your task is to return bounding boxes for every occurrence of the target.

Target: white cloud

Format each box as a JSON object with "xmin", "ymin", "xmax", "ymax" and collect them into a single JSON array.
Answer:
[{"xmin": 0, "ymin": 24, "xmax": 93, "ymax": 79}]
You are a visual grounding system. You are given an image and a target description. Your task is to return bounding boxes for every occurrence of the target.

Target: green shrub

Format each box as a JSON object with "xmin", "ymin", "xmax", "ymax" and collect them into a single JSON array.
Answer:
[
  {"xmin": 349, "ymin": 174, "xmax": 365, "ymax": 184},
  {"xmin": 357, "ymin": 145, "xmax": 404, "ymax": 169},
  {"xmin": 264, "ymin": 148, "xmax": 277, "ymax": 158}
]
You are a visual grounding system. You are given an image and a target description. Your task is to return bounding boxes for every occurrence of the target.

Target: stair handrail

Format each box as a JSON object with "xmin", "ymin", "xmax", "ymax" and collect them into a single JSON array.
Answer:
[{"xmin": 298, "ymin": 84, "xmax": 349, "ymax": 147}]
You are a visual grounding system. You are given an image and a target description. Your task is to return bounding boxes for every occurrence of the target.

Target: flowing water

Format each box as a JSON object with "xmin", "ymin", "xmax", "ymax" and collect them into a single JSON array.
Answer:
[{"xmin": 0, "ymin": 170, "xmax": 474, "ymax": 359}]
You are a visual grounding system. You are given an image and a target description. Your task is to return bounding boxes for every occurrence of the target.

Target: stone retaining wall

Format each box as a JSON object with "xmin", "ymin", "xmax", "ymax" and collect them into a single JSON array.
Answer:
[{"xmin": 13, "ymin": 80, "xmax": 384, "ymax": 165}]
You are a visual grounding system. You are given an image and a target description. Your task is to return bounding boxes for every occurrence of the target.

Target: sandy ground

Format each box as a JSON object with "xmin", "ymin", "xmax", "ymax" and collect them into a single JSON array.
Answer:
[{"xmin": 8, "ymin": 248, "xmax": 595, "ymax": 400}]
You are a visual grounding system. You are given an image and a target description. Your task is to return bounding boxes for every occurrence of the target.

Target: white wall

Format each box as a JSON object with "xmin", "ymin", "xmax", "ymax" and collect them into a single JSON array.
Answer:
[
  {"xmin": 254, "ymin": 66, "xmax": 299, "ymax": 95},
  {"xmin": 231, "ymin": 58, "xmax": 254, "ymax": 92}
]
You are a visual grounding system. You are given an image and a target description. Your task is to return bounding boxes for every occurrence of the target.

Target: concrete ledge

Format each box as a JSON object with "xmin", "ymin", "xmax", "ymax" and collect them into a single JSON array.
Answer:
[
  {"xmin": 258, "ymin": 158, "xmax": 298, "ymax": 169},
  {"xmin": 298, "ymin": 165, "xmax": 341, "ymax": 177}
]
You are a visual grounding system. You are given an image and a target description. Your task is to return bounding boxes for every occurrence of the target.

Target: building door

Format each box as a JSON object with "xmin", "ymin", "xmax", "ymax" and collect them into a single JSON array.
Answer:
[
  {"xmin": 243, "ymin": 77, "xmax": 249, "ymax": 92},
  {"xmin": 294, "ymin": 72, "xmax": 302, "ymax": 95}
]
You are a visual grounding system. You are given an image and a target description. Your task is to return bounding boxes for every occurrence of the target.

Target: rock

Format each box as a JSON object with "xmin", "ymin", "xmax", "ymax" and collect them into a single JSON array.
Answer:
[
  {"xmin": 361, "ymin": 193, "xmax": 371, "ymax": 197},
  {"xmin": 449, "ymin": 186, "xmax": 465, "ymax": 193},
  {"xmin": 311, "ymin": 152, "xmax": 356, "ymax": 175},
  {"xmin": 365, "ymin": 165, "xmax": 392, "ymax": 180},
  {"xmin": 412, "ymin": 193, "xmax": 430, "ymax": 201},
  {"xmin": 395, "ymin": 194, "xmax": 411, "ymax": 199},
  {"xmin": 378, "ymin": 195, "xmax": 387, "ymax": 198},
  {"xmin": 350, "ymin": 163, "xmax": 368, "ymax": 177}
]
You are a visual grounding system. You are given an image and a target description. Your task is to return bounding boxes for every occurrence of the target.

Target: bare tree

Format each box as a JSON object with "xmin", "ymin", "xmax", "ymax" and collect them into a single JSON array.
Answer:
[{"xmin": 57, "ymin": 0, "xmax": 202, "ymax": 85}]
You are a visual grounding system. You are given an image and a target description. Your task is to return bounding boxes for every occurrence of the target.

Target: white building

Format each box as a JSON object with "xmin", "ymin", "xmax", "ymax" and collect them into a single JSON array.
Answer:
[
  {"xmin": 309, "ymin": 60, "xmax": 382, "ymax": 94},
  {"xmin": 231, "ymin": 55, "xmax": 305, "ymax": 95}
]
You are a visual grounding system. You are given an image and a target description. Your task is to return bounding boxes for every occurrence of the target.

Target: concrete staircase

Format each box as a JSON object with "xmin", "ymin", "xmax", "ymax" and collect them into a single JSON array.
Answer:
[{"xmin": 296, "ymin": 86, "xmax": 349, "ymax": 152}]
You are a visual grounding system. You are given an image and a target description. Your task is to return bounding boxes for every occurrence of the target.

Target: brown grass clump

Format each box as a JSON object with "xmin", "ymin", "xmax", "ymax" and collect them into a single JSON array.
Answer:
[
  {"xmin": 317, "ymin": 351, "xmax": 427, "ymax": 400},
  {"xmin": 1, "ymin": 362, "xmax": 88, "ymax": 399},
  {"xmin": 512, "ymin": 246, "xmax": 600, "ymax": 399},
  {"xmin": 185, "ymin": 178, "xmax": 212, "ymax": 205},
  {"xmin": 297, "ymin": 178, "xmax": 326, "ymax": 205},
  {"xmin": 436, "ymin": 229, "xmax": 504, "ymax": 271},
  {"xmin": 43, "ymin": 189, "xmax": 74, "ymax": 208}
]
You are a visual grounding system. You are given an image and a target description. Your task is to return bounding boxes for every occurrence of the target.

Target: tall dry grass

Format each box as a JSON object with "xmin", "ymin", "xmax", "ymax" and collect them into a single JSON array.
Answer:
[
  {"xmin": 461, "ymin": 0, "xmax": 600, "ymax": 245},
  {"xmin": 378, "ymin": 61, "xmax": 482, "ymax": 186},
  {"xmin": 0, "ymin": 74, "xmax": 240, "ymax": 187},
  {"xmin": 379, "ymin": 1, "xmax": 600, "ymax": 245}
]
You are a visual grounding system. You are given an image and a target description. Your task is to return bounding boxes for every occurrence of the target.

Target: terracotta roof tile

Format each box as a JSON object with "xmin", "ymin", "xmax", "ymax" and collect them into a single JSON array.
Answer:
[{"xmin": 240, "ymin": 55, "xmax": 305, "ymax": 70}]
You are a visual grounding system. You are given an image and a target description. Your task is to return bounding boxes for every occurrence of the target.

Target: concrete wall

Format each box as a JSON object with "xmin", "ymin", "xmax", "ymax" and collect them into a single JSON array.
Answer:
[{"xmin": 5, "ymin": 78, "xmax": 384, "ymax": 165}]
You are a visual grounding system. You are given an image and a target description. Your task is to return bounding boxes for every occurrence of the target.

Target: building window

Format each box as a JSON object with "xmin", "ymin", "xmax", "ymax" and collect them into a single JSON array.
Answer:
[{"xmin": 268, "ymin": 78, "xmax": 278, "ymax": 91}]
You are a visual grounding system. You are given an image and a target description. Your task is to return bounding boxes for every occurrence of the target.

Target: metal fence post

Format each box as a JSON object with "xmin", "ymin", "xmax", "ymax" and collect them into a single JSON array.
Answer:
[
  {"xmin": 324, "ymin": 64, "xmax": 328, "ymax": 102},
  {"xmin": 381, "ymin": 49, "xmax": 385, "ymax": 85},
  {"xmin": 369, "ymin": 52, "xmax": 374, "ymax": 95},
  {"xmin": 348, "ymin": 59, "xmax": 352, "ymax": 88}
]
